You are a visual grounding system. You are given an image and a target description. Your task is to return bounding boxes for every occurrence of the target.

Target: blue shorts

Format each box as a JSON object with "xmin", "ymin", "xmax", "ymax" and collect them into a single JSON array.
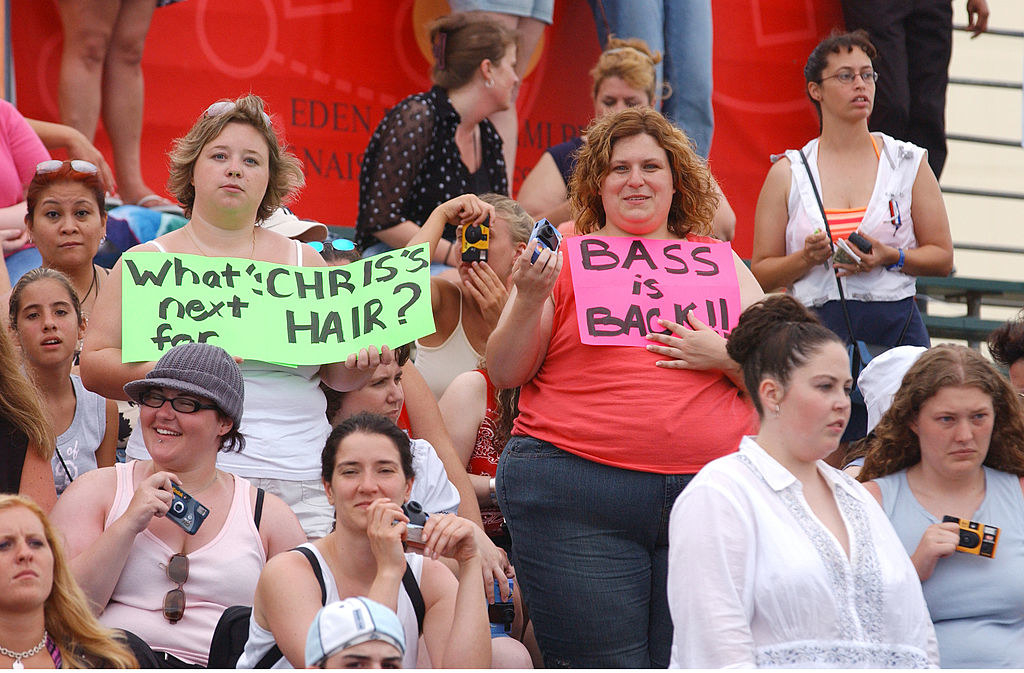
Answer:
[{"xmin": 449, "ymin": 0, "xmax": 554, "ymax": 23}]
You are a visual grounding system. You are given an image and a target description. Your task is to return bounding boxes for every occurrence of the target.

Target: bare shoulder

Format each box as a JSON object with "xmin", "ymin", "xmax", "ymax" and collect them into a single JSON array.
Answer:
[
  {"xmin": 418, "ymin": 556, "xmax": 458, "ymax": 607},
  {"xmin": 860, "ymin": 480, "xmax": 883, "ymax": 505},
  {"xmin": 250, "ymin": 485, "xmax": 306, "ymax": 556},
  {"xmin": 50, "ymin": 465, "xmax": 118, "ymax": 524},
  {"xmin": 443, "ymin": 369, "xmax": 487, "ymax": 400}
]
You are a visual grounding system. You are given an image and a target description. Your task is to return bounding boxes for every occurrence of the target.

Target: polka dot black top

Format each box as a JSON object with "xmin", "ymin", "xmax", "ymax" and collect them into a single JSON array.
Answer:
[{"xmin": 356, "ymin": 86, "xmax": 508, "ymax": 250}]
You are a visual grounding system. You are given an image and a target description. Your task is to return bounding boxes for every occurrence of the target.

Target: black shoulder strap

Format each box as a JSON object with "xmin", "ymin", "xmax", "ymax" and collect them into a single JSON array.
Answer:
[
  {"xmin": 402, "ymin": 562, "xmax": 425, "ymax": 635},
  {"xmin": 255, "ymin": 643, "xmax": 283, "ymax": 669},
  {"xmin": 293, "ymin": 545, "xmax": 328, "ymax": 605},
  {"xmin": 253, "ymin": 488, "xmax": 265, "ymax": 530},
  {"xmin": 798, "ymin": 149, "xmax": 858, "ymax": 347}
]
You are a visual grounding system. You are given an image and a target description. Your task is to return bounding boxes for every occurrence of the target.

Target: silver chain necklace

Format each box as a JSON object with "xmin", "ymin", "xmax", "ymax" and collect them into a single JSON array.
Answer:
[{"xmin": 0, "ymin": 631, "xmax": 48, "ymax": 669}]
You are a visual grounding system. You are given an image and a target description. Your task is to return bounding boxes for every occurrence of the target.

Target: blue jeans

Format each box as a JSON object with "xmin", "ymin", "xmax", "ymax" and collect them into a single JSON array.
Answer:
[
  {"xmin": 4, "ymin": 246, "xmax": 42, "ymax": 284},
  {"xmin": 496, "ymin": 435, "xmax": 693, "ymax": 667},
  {"xmin": 588, "ymin": 0, "xmax": 714, "ymax": 158}
]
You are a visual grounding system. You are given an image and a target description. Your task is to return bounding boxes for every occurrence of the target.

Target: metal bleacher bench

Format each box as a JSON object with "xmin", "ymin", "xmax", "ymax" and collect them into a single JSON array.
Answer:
[{"xmin": 915, "ymin": 275, "xmax": 1024, "ymax": 347}]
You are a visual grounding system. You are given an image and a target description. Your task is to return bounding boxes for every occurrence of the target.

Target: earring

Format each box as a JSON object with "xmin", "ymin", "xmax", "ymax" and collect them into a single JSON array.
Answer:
[
  {"xmin": 774, "ymin": 404, "xmax": 781, "ymax": 417},
  {"xmin": 485, "ymin": 78, "xmax": 495, "ymax": 88}
]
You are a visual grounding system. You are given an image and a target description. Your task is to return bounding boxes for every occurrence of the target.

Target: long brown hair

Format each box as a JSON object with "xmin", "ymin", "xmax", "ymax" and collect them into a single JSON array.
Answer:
[
  {"xmin": 859, "ymin": 344, "xmax": 1024, "ymax": 481},
  {"xmin": 0, "ymin": 321, "xmax": 53, "ymax": 457},
  {"xmin": 570, "ymin": 107, "xmax": 717, "ymax": 238},
  {"xmin": 0, "ymin": 495, "xmax": 137, "ymax": 668}
]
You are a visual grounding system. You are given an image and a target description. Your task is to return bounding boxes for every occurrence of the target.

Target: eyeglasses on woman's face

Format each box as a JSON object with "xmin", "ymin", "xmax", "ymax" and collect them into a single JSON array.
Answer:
[
  {"xmin": 139, "ymin": 390, "xmax": 219, "ymax": 414},
  {"xmin": 819, "ymin": 70, "xmax": 878, "ymax": 85}
]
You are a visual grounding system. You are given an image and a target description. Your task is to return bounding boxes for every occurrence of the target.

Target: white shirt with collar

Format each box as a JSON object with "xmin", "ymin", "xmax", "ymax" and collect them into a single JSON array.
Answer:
[{"xmin": 667, "ymin": 436, "xmax": 938, "ymax": 669}]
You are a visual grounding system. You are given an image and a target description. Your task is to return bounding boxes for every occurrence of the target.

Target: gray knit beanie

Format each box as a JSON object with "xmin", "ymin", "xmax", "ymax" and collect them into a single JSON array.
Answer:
[{"xmin": 123, "ymin": 343, "xmax": 244, "ymax": 429}]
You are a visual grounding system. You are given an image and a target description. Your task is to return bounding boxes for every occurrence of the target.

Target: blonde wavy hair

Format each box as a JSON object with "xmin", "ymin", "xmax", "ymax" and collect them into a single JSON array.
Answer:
[
  {"xmin": 569, "ymin": 107, "xmax": 717, "ymax": 237},
  {"xmin": 858, "ymin": 344, "xmax": 1024, "ymax": 481},
  {"xmin": 167, "ymin": 94, "xmax": 305, "ymax": 221},
  {"xmin": 0, "ymin": 495, "xmax": 137, "ymax": 668},
  {"xmin": 1, "ymin": 321, "xmax": 53, "ymax": 457},
  {"xmin": 591, "ymin": 36, "xmax": 663, "ymax": 106}
]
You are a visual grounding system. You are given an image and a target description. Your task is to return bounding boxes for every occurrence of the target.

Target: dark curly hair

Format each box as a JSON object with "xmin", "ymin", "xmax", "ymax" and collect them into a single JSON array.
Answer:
[
  {"xmin": 987, "ymin": 312, "xmax": 1024, "ymax": 370},
  {"xmin": 726, "ymin": 294, "xmax": 843, "ymax": 416},
  {"xmin": 570, "ymin": 107, "xmax": 717, "ymax": 238},
  {"xmin": 858, "ymin": 344, "xmax": 1024, "ymax": 481}
]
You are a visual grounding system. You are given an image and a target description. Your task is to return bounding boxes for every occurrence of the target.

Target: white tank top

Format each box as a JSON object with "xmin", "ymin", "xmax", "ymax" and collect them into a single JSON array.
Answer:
[
  {"xmin": 100, "ymin": 462, "xmax": 265, "ymax": 666},
  {"xmin": 414, "ymin": 282, "xmax": 483, "ymax": 399},
  {"xmin": 127, "ymin": 238, "xmax": 330, "ymax": 479},
  {"xmin": 782, "ymin": 133, "xmax": 924, "ymax": 306},
  {"xmin": 236, "ymin": 543, "xmax": 424, "ymax": 669}
]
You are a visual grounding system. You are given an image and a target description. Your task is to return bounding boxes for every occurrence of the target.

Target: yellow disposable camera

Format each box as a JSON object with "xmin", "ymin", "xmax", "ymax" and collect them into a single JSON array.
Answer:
[
  {"xmin": 461, "ymin": 215, "xmax": 489, "ymax": 263},
  {"xmin": 942, "ymin": 515, "xmax": 999, "ymax": 558}
]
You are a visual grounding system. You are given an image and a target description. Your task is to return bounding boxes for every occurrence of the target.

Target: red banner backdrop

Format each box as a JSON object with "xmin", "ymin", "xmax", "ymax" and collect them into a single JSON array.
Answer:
[{"xmin": 11, "ymin": 0, "xmax": 843, "ymax": 258}]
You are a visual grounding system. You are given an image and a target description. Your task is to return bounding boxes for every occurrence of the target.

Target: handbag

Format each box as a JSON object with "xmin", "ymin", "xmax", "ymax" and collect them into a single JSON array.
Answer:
[{"xmin": 797, "ymin": 149, "xmax": 913, "ymax": 401}]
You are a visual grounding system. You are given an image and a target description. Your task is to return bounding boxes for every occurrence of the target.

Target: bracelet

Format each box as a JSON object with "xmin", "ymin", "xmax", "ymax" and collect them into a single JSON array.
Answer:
[
  {"xmin": 488, "ymin": 477, "xmax": 497, "ymax": 502},
  {"xmin": 886, "ymin": 247, "xmax": 905, "ymax": 272}
]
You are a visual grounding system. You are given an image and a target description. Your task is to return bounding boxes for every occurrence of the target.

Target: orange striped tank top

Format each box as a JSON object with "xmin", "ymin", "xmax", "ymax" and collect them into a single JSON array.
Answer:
[{"xmin": 823, "ymin": 135, "xmax": 880, "ymax": 242}]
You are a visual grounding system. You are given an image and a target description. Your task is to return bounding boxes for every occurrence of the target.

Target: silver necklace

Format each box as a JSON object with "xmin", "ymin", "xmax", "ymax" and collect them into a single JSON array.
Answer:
[{"xmin": 0, "ymin": 631, "xmax": 48, "ymax": 669}]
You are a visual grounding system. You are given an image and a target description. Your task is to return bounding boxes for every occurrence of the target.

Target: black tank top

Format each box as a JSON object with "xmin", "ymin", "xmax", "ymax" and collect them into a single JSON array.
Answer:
[{"xmin": 1, "ymin": 415, "xmax": 30, "ymax": 494}]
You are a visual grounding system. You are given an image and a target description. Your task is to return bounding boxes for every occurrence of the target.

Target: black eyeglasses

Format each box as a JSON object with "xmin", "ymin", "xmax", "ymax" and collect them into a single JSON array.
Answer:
[
  {"xmin": 820, "ymin": 70, "xmax": 878, "ymax": 85},
  {"xmin": 35, "ymin": 159, "xmax": 99, "ymax": 176},
  {"xmin": 163, "ymin": 553, "xmax": 188, "ymax": 624},
  {"xmin": 309, "ymin": 239, "xmax": 356, "ymax": 253},
  {"xmin": 139, "ymin": 391, "xmax": 219, "ymax": 414}
]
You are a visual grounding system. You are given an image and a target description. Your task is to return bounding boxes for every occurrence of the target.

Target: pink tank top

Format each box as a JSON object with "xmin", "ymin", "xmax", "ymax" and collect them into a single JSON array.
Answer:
[{"xmin": 99, "ymin": 462, "xmax": 267, "ymax": 666}]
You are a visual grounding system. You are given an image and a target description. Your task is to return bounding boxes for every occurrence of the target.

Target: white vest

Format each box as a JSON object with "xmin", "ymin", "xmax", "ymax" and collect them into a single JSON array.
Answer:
[{"xmin": 782, "ymin": 133, "xmax": 924, "ymax": 307}]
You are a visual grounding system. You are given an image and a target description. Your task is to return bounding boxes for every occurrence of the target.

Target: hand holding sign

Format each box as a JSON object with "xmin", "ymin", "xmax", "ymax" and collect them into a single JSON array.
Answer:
[{"xmin": 645, "ymin": 312, "xmax": 731, "ymax": 371}]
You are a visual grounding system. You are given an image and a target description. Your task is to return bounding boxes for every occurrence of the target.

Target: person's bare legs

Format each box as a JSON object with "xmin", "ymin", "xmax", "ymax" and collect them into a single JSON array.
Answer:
[
  {"xmin": 466, "ymin": 12, "xmax": 547, "ymax": 189},
  {"xmin": 101, "ymin": 0, "xmax": 158, "ymax": 204},
  {"xmin": 57, "ymin": 0, "xmax": 120, "ymax": 143}
]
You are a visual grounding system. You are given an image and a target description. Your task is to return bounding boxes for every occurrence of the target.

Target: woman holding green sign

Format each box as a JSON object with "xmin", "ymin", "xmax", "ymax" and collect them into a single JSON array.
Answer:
[
  {"xmin": 485, "ymin": 107, "xmax": 763, "ymax": 667},
  {"xmin": 81, "ymin": 95, "xmax": 391, "ymax": 540}
]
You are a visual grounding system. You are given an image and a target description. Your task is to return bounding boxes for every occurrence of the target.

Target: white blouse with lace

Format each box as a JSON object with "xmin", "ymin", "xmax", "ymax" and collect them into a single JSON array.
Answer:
[{"xmin": 667, "ymin": 436, "xmax": 938, "ymax": 668}]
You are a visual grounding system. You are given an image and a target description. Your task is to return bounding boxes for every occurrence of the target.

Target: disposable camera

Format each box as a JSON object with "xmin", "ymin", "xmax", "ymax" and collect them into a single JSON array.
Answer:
[
  {"xmin": 167, "ymin": 484, "xmax": 209, "ymax": 535},
  {"xmin": 402, "ymin": 500, "xmax": 429, "ymax": 552},
  {"xmin": 488, "ymin": 578, "xmax": 515, "ymax": 632},
  {"xmin": 530, "ymin": 218, "xmax": 562, "ymax": 263},
  {"xmin": 461, "ymin": 216, "xmax": 489, "ymax": 263},
  {"xmin": 942, "ymin": 515, "xmax": 999, "ymax": 558}
]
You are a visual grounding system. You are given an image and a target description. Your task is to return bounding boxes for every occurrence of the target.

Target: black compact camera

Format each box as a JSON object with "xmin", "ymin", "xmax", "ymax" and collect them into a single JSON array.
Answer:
[
  {"xmin": 847, "ymin": 232, "xmax": 873, "ymax": 254},
  {"xmin": 402, "ymin": 500, "xmax": 429, "ymax": 552},
  {"xmin": 530, "ymin": 218, "xmax": 562, "ymax": 263},
  {"xmin": 942, "ymin": 515, "xmax": 999, "ymax": 558},
  {"xmin": 461, "ymin": 216, "xmax": 489, "ymax": 263},
  {"xmin": 166, "ymin": 484, "xmax": 209, "ymax": 535},
  {"xmin": 488, "ymin": 578, "xmax": 516, "ymax": 632}
]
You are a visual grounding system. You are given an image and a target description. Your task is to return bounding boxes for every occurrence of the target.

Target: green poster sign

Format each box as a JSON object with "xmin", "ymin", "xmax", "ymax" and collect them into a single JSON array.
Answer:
[{"xmin": 120, "ymin": 244, "xmax": 434, "ymax": 365}]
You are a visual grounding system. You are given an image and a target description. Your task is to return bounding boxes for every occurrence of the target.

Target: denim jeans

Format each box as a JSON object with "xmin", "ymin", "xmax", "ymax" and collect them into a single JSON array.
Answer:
[
  {"xmin": 496, "ymin": 435, "xmax": 693, "ymax": 667},
  {"xmin": 588, "ymin": 0, "xmax": 714, "ymax": 158}
]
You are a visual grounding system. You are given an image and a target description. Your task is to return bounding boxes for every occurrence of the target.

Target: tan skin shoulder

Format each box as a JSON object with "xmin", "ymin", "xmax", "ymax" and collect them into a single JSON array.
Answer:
[{"xmin": 419, "ymin": 278, "xmax": 463, "ymax": 348}]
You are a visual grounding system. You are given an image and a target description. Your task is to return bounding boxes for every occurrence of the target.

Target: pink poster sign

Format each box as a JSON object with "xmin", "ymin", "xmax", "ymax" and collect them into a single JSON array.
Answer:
[{"xmin": 566, "ymin": 236, "xmax": 741, "ymax": 347}]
